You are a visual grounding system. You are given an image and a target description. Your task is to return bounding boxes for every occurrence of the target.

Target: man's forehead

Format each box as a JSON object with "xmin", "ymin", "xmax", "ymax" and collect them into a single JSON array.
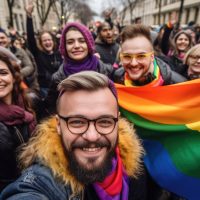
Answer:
[{"xmin": 58, "ymin": 89, "xmax": 118, "ymax": 117}]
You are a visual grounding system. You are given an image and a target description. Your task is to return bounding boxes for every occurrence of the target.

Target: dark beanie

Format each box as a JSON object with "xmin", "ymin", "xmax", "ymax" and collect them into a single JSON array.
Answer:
[
  {"xmin": 0, "ymin": 28, "xmax": 8, "ymax": 36},
  {"xmin": 59, "ymin": 22, "xmax": 95, "ymax": 59}
]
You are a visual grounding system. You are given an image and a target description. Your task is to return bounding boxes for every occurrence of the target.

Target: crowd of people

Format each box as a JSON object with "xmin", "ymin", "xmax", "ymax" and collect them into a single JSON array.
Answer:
[{"xmin": 0, "ymin": 1, "xmax": 199, "ymax": 199}]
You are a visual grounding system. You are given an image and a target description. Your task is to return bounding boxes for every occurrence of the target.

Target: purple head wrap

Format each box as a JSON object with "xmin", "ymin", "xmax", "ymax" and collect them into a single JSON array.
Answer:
[{"xmin": 59, "ymin": 22, "xmax": 98, "ymax": 75}]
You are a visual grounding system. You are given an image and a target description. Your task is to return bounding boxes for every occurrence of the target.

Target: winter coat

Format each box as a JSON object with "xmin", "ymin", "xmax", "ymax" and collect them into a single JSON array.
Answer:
[
  {"xmin": 95, "ymin": 37, "xmax": 119, "ymax": 65},
  {"xmin": 26, "ymin": 17, "xmax": 62, "ymax": 89},
  {"xmin": 1, "ymin": 117, "xmax": 147, "ymax": 200},
  {"xmin": 113, "ymin": 57, "xmax": 187, "ymax": 85},
  {"xmin": 0, "ymin": 122, "xmax": 30, "ymax": 191}
]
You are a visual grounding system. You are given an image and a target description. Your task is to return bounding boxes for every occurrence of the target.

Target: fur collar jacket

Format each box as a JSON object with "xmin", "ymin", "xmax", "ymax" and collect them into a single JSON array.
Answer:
[{"xmin": 18, "ymin": 117, "xmax": 144, "ymax": 194}]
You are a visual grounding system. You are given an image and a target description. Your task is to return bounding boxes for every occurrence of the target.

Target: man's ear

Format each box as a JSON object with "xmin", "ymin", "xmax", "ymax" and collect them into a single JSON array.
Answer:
[
  {"xmin": 56, "ymin": 115, "xmax": 61, "ymax": 135},
  {"xmin": 151, "ymin": 53, "xmax": 155, "ymax": 62},
  {"xmin": 118, "ymin": 111, "xmax": 121, "ymax": 117}
]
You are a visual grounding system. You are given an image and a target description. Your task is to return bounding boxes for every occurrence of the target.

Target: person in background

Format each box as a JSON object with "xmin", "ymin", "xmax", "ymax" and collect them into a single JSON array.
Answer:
[
  {"xmin": 1, "ymin": 71, "xmax": 146, "ymax": 199},
  {"xmin": 88, "ymin": 24, "xmax": 97, "ymax": 40},
  {"xmin": 134, "ymin": 17, "xmax": 142, "ymax": 24},
  {"xmin": 43, "ymin": 22, "xmax": 114, "ymax": 119},
  {"xmin": 25, "ymin": 1, "xmax": 62, "ymax": 99},
  {"xmin": 11, "ymin": 37, "xmax": 39, "ymax": 96},
  {"xmin": 0, "ymin": 29, "xmax": 39, "ymax": 108},
  {"xmin": 0, "ymin": 29, "xmax": 35, "ymax": 88},
  {"xmin": 0, "ymin": 47, "xmax": 36, "ymax": 191},
  {"xmin": 161, "ymin": 12, "xmax": 193, "ymax": 75},
  {"xmin": 113, "ymin": 24, "xmax": 187, "ymax": 86},
  {"xmin": 181, "ymin": 44, "xmax": 200, "ymax": 79},
  {"xmin": 95, "ymin": 22, "xmax": 119, "ymax": 65}
]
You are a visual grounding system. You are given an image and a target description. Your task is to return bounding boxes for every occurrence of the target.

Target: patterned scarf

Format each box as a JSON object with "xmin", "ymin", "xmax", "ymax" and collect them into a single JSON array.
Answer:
[
  {"xmin": 124, "ymin": 59, "xmax": 164, "ymax": 87},
  {"xmin": 93, "ymin": 147, "xmax": 129, "ymax": 200}
]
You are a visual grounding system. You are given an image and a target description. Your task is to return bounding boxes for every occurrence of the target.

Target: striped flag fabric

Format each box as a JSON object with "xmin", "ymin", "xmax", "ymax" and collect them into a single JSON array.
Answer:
[{"xmin": 116, "ymin": 79, "xmax": 200, "ymax": 200}]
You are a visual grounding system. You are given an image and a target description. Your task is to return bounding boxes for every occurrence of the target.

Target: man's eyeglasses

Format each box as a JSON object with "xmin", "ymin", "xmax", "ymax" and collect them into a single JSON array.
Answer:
[
  {"xmin": 120, "ymin": 52, "xmax": 154, "ymax": 64},
  {"xmin": 189, "ymin": 55, "xmax": 200, "ymax": 63},
  {"xmin": 58, "ymin": 114, "xmax": 118, "ymax": 135}
]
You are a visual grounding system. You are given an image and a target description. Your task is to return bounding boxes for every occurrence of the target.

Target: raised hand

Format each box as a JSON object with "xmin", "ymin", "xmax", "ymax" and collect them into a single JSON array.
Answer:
[
  {"xmin": 25, "ymin": 0, "xmax": 34, "ymax": 17},
  {"xmin": 169, "ymin": 11, "xmax": 178, "ymax": 26}
]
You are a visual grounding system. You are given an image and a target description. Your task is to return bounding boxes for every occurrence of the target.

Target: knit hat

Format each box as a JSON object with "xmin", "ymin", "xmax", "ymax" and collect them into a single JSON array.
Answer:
[
  {"xmin": 59, "ymin": 22, "xmax": 95, "ymax": 59},
  {"xmin": 0, "ymin": 28, "xmax": 8, "ymax": 36}
]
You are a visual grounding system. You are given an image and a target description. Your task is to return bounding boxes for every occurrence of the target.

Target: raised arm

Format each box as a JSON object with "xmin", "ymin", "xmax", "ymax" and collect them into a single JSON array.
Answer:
[
  {"xmin": 25, "ymin": 1, "xmax": 38, "ymax": 56},
  {"xmin": 161, "ymin": 12, "xmax": 177, "ymax": 55}
]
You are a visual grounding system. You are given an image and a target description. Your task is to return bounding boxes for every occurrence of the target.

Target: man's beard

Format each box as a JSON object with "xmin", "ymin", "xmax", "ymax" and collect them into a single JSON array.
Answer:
[{"xmin": 61, "ymin": 135, "xmax": 117, "ymax": 185}]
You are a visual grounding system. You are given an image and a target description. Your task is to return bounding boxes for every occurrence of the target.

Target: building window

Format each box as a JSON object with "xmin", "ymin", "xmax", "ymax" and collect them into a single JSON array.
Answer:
[
  {"xmin": 20, "ymin": 14, "xmax": 24, "ymax": 32},
  {"xmin": 155, "ymin": 0, "xmax": 158, "ymax": 8},
  {"xmin": 14, "ymin": 13, "xmax": 19, "ymax": 31},
  {"xmin": 185, "ymin": 8, "xmax": 189, "ymax": 24},
  {"xmin": 194, "ymin": 7, "xmax": 199, "ymax": 23}
]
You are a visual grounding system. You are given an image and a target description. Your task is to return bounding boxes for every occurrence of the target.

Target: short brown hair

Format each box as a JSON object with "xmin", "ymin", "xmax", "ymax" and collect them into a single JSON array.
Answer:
[
  {"xmin": 56, "ymin": 71, "xmax": 118, "ymax": 112},
  {"xmin": 120, "ymin": 24, "xmax": 152, "ymax": 44}
]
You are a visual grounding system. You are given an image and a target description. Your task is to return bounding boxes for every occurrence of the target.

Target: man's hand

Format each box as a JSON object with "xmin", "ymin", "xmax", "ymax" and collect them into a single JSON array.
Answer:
[{"xmin": 169, "ymin": 11, "xmax": 178, "ymax": 26}]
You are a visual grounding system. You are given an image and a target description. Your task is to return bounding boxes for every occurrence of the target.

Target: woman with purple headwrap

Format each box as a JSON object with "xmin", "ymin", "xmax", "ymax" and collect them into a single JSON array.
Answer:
[{"xmin": 42, "ymin": 22, "xmax": 114, "ymax": 119}]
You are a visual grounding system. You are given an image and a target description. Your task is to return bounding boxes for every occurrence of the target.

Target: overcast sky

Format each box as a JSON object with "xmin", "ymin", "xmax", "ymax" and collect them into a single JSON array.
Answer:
[{"xmin": 87, "ymin": 0, "xmax": 115, "ymax": 21}]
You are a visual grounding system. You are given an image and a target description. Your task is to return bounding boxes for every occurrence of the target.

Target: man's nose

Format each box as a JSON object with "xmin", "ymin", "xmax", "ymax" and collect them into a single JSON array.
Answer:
[
  {"xmin": 130, "ymin": 56, "xmax": 138, "ymax": 65},
  {"xmin": 82, "ymin": 122, "xmax": 101, "ymax": 142}
]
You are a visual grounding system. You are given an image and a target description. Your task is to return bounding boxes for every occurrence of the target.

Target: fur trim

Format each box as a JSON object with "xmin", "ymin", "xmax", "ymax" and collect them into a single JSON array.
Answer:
[{"xmin": 19, "ymin": 116, "xmax": 144, "ymax": 193}]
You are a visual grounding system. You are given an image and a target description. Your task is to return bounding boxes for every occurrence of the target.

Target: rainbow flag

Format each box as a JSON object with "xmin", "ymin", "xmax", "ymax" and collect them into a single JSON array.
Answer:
[{"xmin": 116, "ymin": 79, "xmax": 200, "ymax": 200}]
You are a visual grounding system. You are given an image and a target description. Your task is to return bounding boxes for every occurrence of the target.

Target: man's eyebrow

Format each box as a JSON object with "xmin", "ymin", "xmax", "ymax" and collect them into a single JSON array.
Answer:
[{"xmin": 61, "ymin": 114, "xmax": 117, "ymax": 118}]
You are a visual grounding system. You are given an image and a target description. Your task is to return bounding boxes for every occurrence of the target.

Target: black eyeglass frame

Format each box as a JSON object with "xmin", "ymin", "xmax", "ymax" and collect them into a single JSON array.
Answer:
[{"xmin": 57, "ymin": 114, "xmax": 118, "ymax": 135}]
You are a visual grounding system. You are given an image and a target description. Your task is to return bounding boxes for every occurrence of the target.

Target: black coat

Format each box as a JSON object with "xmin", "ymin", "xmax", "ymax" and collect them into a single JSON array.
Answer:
[
  {"xmin": 0, "ymin": 123, "xmax": 29, "ymax": 191},
  {"xmin": 26, "ymin": 17, "xmax": 62, "ymax": 89}
]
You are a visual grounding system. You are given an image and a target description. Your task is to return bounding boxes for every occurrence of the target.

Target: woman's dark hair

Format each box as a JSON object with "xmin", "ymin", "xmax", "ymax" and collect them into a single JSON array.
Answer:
[{"xmin": 0, "ymin": 53, "xmax": 33, "ymax": 113}]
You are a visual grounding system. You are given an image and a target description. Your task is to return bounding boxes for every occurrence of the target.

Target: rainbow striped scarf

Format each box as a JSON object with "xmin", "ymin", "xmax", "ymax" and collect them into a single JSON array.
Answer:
[
  {"xmin": 116, "ymin": 79, "xmax": 200, "ymax": 199},
  {"xmin": 124, "ymin": 60, "xmax": 164, "ymax": 87}
]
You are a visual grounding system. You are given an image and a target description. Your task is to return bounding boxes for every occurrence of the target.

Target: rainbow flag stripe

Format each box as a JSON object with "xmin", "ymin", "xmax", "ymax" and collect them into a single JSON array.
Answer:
[{"xmin": 116, "ymin": 79, "xmax": 200, "ymax": 199}]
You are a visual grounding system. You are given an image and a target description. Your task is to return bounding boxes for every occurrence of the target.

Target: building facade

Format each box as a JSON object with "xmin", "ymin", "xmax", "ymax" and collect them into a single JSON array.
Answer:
[
  {"xmin": 0, "ymin": 0, "xmax": 40, "ymax": 33},
  {"xmin": 119, "ymin": 0, "xmax": 200, "ymax": 26},
  {"xmin": 0, "ymin": 0, "xmax": 76, "ymax": 34}
]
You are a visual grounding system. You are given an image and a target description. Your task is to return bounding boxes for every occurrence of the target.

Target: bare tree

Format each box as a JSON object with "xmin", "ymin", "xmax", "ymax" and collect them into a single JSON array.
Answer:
[
  {"xmin": 117, "ymin": 0, "xmax": 139, "ymax": 24},
  {"xmin": 75, "ymin": 2, "xmax": 96, "ymax": 25},
  {"xmin": 120, "ymin": 6, "xmax": 127, "ymax": 26},
  {"xmin": 52, "ymin": 0, "xmax": 82, "ymax": 25},
  {"xmin": 35, "ymin": 0, "xmax": 55, "ymax": 26},
  {"xmin": 6, "ymin": 0, "xmax": 15, "ymax": 27}
]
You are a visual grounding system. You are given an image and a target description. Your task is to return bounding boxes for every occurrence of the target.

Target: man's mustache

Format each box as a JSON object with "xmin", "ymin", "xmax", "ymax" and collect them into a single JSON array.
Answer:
[{"xmin": 71, "ymin": 140, "xmax": 110, "ymax": 150}]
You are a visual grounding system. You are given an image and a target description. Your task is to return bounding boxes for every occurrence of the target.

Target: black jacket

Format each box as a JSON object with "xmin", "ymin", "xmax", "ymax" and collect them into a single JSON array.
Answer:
[
  {"xmin": 26, "ymin": 17, "xmax": 62, "ymax": 88},
  {"xmin": 95, "ymin": 37, "xmax": 119, "ymax": 65},
  {"xmin": 0, "ymin": 123, "xmax": 29, "ymax": 191}
]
